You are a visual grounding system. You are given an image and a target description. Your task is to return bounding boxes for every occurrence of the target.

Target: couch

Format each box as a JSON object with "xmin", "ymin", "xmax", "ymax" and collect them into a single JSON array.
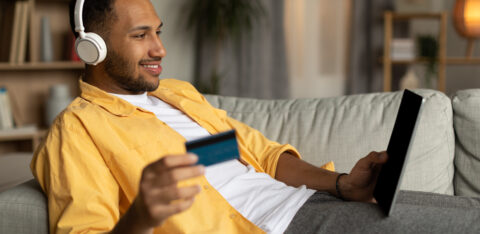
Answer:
[{"xmin": 1, "ymin": 89, "xmax": 479, "ymax": 233}]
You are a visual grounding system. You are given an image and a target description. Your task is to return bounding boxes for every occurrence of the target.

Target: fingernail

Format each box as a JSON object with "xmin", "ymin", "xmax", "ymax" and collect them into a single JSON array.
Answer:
[
  {"xmin": 188, "ymin": 153, "xmax": 198, "ymax": 160},
  {"xmin": 198, "ymin": 165, "xmax": 205, "ymax": 174}
]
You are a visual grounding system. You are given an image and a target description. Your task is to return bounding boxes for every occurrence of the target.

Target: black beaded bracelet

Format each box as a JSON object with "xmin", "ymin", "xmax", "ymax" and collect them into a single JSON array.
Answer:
[{"xmin": 336, "ymin": 173, "xmax": 348, "ymax": 200}]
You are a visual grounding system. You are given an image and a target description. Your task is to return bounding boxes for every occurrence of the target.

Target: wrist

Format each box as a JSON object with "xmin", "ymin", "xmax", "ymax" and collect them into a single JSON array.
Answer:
[
  {"xmin": 335, "ymin": 173, "xmax": 350, "ymax": 200},
  {"xmin": 111, "ymin": 198, "xmax": 154, "ymax": 234}
]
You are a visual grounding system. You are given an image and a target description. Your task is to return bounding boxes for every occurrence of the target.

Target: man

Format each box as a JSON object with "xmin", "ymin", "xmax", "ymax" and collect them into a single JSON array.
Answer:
[{"xmin": 31, "ymin": 0, "xmax": 480, "ymax": 233}]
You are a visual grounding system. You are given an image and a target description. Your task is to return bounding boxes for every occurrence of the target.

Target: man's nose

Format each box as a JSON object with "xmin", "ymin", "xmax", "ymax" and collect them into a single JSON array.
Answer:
[{"xmin": 149, "ymin": 36, "xmax": 166, "ymax": 58}]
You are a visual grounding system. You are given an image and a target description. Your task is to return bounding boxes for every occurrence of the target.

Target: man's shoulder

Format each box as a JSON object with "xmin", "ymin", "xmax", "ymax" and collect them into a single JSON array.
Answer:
[
  {"xmin": 158, "ymin": 78, "xmax": 198, "ymax": 93},
  {"xmin": 51, "ymin": 97, "xmax": 104, "ymax": 128}
]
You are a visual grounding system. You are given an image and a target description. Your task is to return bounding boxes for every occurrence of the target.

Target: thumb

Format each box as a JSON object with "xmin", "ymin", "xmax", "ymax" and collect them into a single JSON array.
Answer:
[
  {"xmin": 373, "ymin": 151, "xmax": 388, "ymax": 164},
  {"xmin": 360, "ymin": 151, "xmax": 388, "ymax": 169}
]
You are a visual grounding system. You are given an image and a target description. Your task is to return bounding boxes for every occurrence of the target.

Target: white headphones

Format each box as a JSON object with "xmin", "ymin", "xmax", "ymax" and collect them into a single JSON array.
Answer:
[{"xmin": 74, "ymin": 0, "xmax": 107, "ymax": 65}]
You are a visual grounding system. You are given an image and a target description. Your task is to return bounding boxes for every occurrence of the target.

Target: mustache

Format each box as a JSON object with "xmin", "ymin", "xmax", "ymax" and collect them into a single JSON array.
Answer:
[{"xmin": 139, "ymin": 57, "xmax": 161, "ymax": 63}]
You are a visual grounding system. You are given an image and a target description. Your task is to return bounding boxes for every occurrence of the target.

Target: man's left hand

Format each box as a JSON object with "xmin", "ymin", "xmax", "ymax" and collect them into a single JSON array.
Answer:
[{"xmin": 338, "ymin": 151, "xmax": 388, "ymax": 202}]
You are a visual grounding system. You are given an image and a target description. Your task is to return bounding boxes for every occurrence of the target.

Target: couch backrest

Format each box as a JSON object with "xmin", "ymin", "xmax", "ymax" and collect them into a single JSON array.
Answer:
[
  {"xmin": 452, "ymin": 89, "xmax": 480, "ymax": 197},
  {"xmin": 0, "ymin": 179, "xmax": 48, "ymax": 234},
  {"xmin": 206, "ymin": 89, "xmax": 455, "ymax": 195}
]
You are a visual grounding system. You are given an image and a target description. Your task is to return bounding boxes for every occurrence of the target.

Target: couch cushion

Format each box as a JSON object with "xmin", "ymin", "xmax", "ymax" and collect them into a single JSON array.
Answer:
[
  {"xmin": 205, "ymin": 90, "xmax": 455, "ymax": 195},
  {"xmin": 0, "ymin": 153, "xmax": 34, "ymax": 193},
  {"xmin": 452, "ymin": 89, "xmax": 480, "ymax": 197},
  {"xmin": 0, "ymin": 179, "xmax": 48, "ymax": 234}
]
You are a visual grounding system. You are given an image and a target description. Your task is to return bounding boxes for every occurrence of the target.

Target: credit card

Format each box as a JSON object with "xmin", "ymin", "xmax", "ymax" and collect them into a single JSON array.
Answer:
[{"xmin": 185, "ymin": 130, "xmax": 240, "ymax": 167}]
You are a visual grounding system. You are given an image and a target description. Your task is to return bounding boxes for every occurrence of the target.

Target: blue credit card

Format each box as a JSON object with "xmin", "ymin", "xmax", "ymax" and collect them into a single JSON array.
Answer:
[{"xmin": 185, "ymin": 130, "xmax": 240, "ymax": 167}]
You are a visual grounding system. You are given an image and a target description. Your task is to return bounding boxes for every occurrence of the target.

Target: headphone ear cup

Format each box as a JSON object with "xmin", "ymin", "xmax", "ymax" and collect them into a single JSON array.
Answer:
[{"xmin": 75, "ymin": 32, "xmax": 107, "ymax": 65}]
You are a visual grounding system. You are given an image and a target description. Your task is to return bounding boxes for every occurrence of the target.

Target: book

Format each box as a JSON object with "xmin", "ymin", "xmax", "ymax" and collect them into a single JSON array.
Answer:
[
  {"xmin": 9, "ymin": 1, "xmax": 23, "ymax": 64},
  {"xmin": 0, "ymin": 0, "xmax": 16, "ymax": 62},
  {"xmin": 7, "ymin": 89, "xmax": 23, "ymax": 127},
  {"xmin": 0, "ymin": 87, "xmax": 14, "ymax": 129},
  {"xmin": 17, "ymin": 1, "xmax": 29, "ymax": 64}
]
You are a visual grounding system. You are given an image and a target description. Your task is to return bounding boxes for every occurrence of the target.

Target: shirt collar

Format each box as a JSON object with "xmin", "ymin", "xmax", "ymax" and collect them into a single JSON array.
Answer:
[{"xmin": 79, "ymin": 79, "xmax": 139, "ymax": 116}]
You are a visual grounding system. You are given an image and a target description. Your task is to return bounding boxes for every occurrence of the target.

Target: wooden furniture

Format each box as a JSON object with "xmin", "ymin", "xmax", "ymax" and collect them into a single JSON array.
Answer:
[
  {"xmin": 383, "ymin": 11, "xmax": 448, "ymax": 92},
  {"xmin": 0, "ymin": 0, "xmax": 84, "ymax": 154},
  {"xmin": 383, "ymin": 11, "xmax": 480, "ymax": 92},
  {"xmin": 0, "ymin": 127, "xmax": 47, "ymax": 154}
]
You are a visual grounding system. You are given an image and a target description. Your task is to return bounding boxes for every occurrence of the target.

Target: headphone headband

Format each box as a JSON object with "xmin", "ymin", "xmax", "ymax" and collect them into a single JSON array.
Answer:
[{"xmin": 74, "ymin": 0, "xmax": 85, "ymax": 37}]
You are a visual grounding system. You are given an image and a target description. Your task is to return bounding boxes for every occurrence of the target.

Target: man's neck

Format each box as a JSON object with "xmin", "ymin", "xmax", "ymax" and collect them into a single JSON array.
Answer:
[{"xmin": 83, "ymin": 66, "xmax": 136, "ymax": 95}]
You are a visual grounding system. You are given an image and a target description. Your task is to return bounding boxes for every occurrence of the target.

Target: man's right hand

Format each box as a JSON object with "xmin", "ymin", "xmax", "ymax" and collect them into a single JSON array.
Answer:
[{"xmin": 112, "ymin": 154, "xmax": 205, "ymax": 234}]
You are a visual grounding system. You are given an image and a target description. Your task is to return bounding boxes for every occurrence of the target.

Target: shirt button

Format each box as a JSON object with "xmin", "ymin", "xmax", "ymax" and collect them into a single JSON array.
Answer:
[
  {"xmin": 230, "ymin": 214, "xmax": 236, "ymax": 219},
  {"xmin": 203, "ymin": 185, "xmax": 209, "ymax": 190}
]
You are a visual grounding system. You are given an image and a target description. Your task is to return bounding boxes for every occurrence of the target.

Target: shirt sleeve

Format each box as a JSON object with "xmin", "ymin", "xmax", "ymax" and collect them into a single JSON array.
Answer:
[
  {"xmin": 221, "ymin": 112, "xmax": 301, "ymax": 179},
  {"xmin": 31, "ymin": 116, "xmax": 120, "ymax": 234}
]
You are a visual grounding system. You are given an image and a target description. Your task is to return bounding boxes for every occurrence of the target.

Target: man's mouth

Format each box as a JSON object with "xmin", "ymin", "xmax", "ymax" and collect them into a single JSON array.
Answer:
[{"xmin": 140, "ymin": 63, "xmax": 162, "ymax": 76}]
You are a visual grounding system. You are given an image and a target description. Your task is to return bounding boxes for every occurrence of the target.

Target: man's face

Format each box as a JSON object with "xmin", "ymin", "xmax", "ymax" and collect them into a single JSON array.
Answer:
[{"xmin": 103, "ymin": 0, "xmax": 166, "ymax": 94}]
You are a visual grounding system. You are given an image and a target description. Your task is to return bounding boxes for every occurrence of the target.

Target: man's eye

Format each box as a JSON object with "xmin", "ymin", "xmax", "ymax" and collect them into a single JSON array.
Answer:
[
  {"xmin": 134, "ymin": 34, "xmax": 146, "ymax": 39},
  {"xmin": 156, "ymin": 31, "xmax": 162, "ymax": 36}
]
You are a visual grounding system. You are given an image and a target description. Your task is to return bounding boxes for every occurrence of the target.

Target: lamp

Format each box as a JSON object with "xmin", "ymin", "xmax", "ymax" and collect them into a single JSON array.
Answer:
[{"xmin": 453, "ymin": 0, "xmax": 480, "ymax": 57}]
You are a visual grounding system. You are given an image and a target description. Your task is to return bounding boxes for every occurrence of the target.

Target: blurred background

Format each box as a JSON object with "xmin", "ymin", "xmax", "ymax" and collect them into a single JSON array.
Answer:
[
  {"xmin": 154, "ymin": 0, "xmax": 480, "ymax": 99},
  {"xmin": 0, "ymin": 0, "xmax": 479, "ymax": 155},
  {"xmin": 0, "ymin": 0, "xmax": 479, "ymax": 193}
]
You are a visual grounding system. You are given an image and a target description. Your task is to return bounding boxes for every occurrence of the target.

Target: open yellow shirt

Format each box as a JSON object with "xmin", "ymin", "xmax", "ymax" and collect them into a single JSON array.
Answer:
[{"xmin": 31, "ymin": 79, "xmax": 317, "ymax": 234}]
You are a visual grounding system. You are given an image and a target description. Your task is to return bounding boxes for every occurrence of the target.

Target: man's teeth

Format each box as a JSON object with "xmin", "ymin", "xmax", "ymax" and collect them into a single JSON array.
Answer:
[{"xmin": 142, "ymin": 65, "xmax": 159, "ymax": 68}]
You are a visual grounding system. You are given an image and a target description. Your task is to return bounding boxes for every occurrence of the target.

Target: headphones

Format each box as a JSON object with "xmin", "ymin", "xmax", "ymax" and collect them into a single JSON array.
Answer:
[{"xmin": 74, "ymin": 0, "xmax": 107, "ymax": 65}]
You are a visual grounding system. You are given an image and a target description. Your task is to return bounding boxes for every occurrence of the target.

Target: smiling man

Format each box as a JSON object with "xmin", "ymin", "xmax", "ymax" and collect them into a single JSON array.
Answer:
[{"xmin": 30, "ymin": 0, "xmax": 480, "ymax": 234}]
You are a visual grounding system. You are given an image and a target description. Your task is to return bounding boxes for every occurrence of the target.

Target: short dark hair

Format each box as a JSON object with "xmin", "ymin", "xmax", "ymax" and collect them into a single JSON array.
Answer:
[{"xmin": 69, "ymin": 0, "xmax": 117, "ymax": 38}]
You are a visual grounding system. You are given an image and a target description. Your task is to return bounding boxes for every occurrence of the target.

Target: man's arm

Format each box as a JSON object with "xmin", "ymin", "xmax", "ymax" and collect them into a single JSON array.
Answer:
[{"xmin": 275, "ymin": 151, "xmax": 388, "ymax": 202}]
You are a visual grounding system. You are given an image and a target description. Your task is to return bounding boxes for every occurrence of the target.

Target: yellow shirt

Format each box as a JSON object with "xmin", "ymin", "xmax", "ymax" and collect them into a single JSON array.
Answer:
[{"xmin": 31, "ymin": 79, "xmax": 303, "ymax": 234}]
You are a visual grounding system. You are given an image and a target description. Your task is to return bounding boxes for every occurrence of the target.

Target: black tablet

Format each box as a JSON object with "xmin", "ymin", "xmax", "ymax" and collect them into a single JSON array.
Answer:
[{"xmin": 373, "ymin": 89, "xmax": 425, "ymax": 216}]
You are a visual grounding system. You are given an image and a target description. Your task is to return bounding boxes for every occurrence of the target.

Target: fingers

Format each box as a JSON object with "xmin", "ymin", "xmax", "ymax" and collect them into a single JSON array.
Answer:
[
  {"xmin": 367, "ymin": 151, "xmax": 388, "ymax": 163},
  {"xmin": 149, "ymin": 184, "xmax": 202, "ymax": 202},
  {"xmin": 143, "ymin": 154, "xmax": 204, "ymax": 186},
  {"xmin": 135, "ymin": 154, "xmax": 205, "ymax": 227},
  {"xmin": 155, "ymin": 196, "xmax": 196, "ymax": 218},
  {"xmin": 359, "ymin": 151, "xmax": 388, "ymax": 169},
  {"xmin": 152, "ymin": 165, "xmax": 205, "ymax": 187},
  {"xmin": 155, "ymin": 153, "xmax": 199, "ymax": 169}
]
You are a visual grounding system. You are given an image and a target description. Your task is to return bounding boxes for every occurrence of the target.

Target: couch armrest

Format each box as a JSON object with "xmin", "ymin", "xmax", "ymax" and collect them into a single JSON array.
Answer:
[
  {"xmin": 0, "ymin": 179, "xmax": 48, "ymax": 234},
  {"xmin": 452, "ymin": 89, "xmax": 480, "ymax": 197}
]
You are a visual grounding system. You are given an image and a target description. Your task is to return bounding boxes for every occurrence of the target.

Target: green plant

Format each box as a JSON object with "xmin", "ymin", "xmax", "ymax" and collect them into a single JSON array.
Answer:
[
  {"xmin": 417, "ymin": 35, "xmax": 439, "ymax": 88},
  {"xmin": 184, "ymin": 0, "xmax": 265, "ymax": 94}
]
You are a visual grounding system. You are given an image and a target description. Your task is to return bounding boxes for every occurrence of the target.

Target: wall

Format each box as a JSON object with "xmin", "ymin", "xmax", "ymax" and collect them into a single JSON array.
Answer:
[
  {"xmin": 151, "ymin": 1, "xmax": 195, "ymax": 83},
  {"xmin": 284, "ymin": 0, "xmax": 351, "ymax": 98},
  {"xmin": 409, "ymin": 0, "xmax": 480, "ymax": 95},
  {"xmin": 444, "ymin": 0, "xmax": 480, "ymax": 94},
  {"xmin": 153, "ymin": 0, "xmax": 352, "ymax": 98}
]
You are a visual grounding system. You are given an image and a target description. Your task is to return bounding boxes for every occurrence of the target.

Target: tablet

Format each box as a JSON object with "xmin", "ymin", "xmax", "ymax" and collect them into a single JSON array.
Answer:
[{"xmin": 373, "ymin": 89, "xmax": 425, "ymax": 216}]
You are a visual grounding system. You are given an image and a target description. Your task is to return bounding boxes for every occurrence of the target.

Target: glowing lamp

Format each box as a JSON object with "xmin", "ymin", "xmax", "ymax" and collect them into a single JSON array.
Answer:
[{"xmin": 453, "ymin": 0, "xmax": 480, "ymax": 57}]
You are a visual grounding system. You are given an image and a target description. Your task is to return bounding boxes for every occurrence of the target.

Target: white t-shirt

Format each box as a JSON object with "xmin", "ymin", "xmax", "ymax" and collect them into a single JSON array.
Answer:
[{"xmin": 112, "ymin": 92, "xmax": 315, "ymax": 234}]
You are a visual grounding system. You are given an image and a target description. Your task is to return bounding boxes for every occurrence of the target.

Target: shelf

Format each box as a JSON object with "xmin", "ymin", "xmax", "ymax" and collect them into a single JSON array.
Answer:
[
  {"xmin": 387, "ymin": 58, "xmax": 433, "ymax": 64},
  {"xmin": 383, "ymin": 11, "xmax": 448, "ymax": 92},
  {"xmin": 445, "ymin": 57, "xmax": 480, "ymax": 65},
  {"xmin": 381, "ymin": 57, "xmax": 480, "ymax": 65},
  {"xmin": 0, "ymin": 127, "xmax": 47, "ymax": 154},
  {"xmin": 391, "ymin": 12, "xmax": 445, "ymax": 20},
  {"xmin": 0, "ymin": 62, "xmax": 84, "ymax": 71},
  {"xmin": 0, "ymin": 128, "xmax": 46, "ymax": 142}
]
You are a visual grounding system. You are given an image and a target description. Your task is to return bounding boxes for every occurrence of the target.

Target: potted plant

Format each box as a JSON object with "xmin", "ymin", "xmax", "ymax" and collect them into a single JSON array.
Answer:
[
  {"xmin": 184, "ymin": 0, "xmax": 265, "ymax": 94},
  {"xmin": 417, "ymin": 35, "xmax": 438, "ymax": 88}
]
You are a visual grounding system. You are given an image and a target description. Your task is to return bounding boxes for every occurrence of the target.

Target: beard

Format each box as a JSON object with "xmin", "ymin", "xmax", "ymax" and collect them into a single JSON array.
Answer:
[{"xmin": 104, "ymin": 48, "xmax": 160, "ymax": 93}]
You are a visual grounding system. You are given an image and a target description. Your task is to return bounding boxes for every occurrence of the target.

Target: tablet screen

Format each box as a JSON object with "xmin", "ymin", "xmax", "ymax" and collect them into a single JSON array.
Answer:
[{"xmin": 373, "ymin": 89, "xmax": 424, "ymax": 216}]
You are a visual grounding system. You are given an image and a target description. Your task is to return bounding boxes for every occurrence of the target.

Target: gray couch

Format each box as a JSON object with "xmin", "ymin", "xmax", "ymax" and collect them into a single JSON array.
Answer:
[{"xmin": 1, "ymin": 89, "xmax": 479, "ymax": 233}]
